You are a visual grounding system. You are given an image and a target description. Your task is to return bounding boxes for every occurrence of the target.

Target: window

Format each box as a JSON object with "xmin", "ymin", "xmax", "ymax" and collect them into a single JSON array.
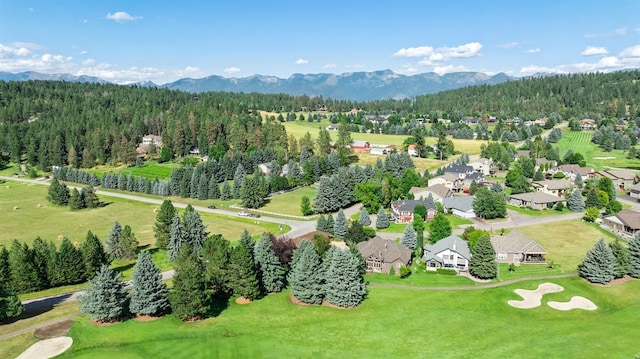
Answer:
[{"xmin": 497, "ymin": 253, "xmax": 507, "ymax": 260}]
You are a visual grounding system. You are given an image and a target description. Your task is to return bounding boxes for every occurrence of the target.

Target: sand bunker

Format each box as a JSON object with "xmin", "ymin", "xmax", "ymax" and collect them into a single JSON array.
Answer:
[
  {"xmin": 16, "ymin": 336, "xmax": 73, "ymax": 359},
  {"xmin": 507, "ymin": 283, "xmax": 564, "ymax": 309},
  {"xmin": 548, "ymin": 296, "xmax": 598, "ymax": 311}
]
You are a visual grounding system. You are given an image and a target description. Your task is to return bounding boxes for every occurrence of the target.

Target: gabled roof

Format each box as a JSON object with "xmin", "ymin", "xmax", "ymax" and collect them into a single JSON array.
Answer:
[
  {"xmin": 490, "ymin": 230, "xmax": 546, "ymax": 254},
  {"xmin": 605, "ymin": 209, "xmax": 640, "ymax": 230},
  {"xmin": 431, "ymin": 174, "xmax": 459, "ymax": 183},
  {"xmin": 413, "ymin": 184, "xmax": 452, "ymax": 200},
  {"xmin": 423, "ymin": 235, "xmax": 471, "ymax": 262},
  {"xmin": 442, "ymin": 196, "xmax": 475, "ymax": 212},
  {"xmin": 532, "ymin": 179, "xmax": 572, "ymax": 190},
  {"xmin": 556, "ymin": 164, "xmax": 594, "ymax": 176},
  {"xmin": 352, "ymin": 140, "xmax": 370, "ymax": 147},
  {"xmin": 357, "ymin": 236, "xmax": 412, "ymax": 264},
  {"xmin": 444, "ymin": 164, "xmax": 473, "ymax": 174},
  {"xmin": 601, "ymin": 169, "xmax": 637, "ymax": 181},
  {"xmin": 509, "ymin": 192, "xmax": 566, "ymax": 204},
  {"xmin": 630, "ymin": 182, "xmax": 640, "ymax": 193},
  {"xmin": 391, "ymin": 198, "xmax": 437, "ymax": 212}
]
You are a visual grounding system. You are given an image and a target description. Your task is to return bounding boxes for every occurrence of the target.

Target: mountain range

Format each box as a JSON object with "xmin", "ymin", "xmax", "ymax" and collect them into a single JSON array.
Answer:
[{"xmin": 0, "ymin": 70, "xmax": 515, "ymax": 101}]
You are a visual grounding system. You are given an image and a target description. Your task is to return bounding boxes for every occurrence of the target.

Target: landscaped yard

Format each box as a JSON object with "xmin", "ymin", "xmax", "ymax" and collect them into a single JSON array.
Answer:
[{"xmin": 23, "ymin": 277, "xmax": 638, "ymax": 358}]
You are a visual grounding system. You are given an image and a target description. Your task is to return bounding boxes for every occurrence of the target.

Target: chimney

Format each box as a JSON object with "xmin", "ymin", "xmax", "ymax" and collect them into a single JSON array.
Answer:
[{"xmin": 453, "ymin": 243, "xmax": 457, "ymax": 251}]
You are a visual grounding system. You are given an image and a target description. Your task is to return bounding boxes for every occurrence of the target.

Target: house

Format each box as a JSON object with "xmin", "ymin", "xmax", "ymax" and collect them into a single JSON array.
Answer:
[
  {"xmin": 407, "ymin": 144, "xmax": 418, "ymax": 157},
  {"xmin": 326, "ymin": 124, "xmax": 339, "ymax": 131},
  {"xmin": 442, "ymin": 196, "xmax": 476, "ymax": 218},
  {"xmin": 410, "ymin": 184, "xmax": 452, "ymax": 202},
  {"xmin": 429, "ymin": 174, "xmax": 464, "ymax": 192},
  {"xmin": 352, "ymin": 140, "xmax": 371, "ymax": 153},
  {"xmin": 490, "ymin": 230, "xmax": 547, "ymax": 264},
  {"xmin": 257, "ymin": 163, "xmax": 271, "ymax": 175},
  {"xmin": 601, "ymin": 209, "xmax": 640, "ymax": 238},
  {"xmin": 595, "ymin": 169, "xmax": 638, "ymax": 190},
  {"xmin": 509, "ymin": 192, "xmax": 566, "ymax": 210},
  {"xmin": 630, "ymin": 182, "xmax": 640, "ymax": 200},
  {"xmin": 515, "ymin": 150, "xmax": 530, "ymax": 159},
  {"xmin": 532, "ymin": 179, "xmax": 572, "ymax": 197},
  {"xmin": 468, "ymin": 157, "xmax": 497, "ymax": 176},
  {"xmin": 357, "ymin": 236, "xmax": 412, "ymax": 274},
  {"xmin": 390, "ymin": 198, "xmax": 438, "ymax": 223},
  {"xmin": 444, "ymin": 164, "xmax": 484, "ymax": 188},
  {"xmin": 142, "ymin": 134, "xmax": 162, "ymax": 146},
  {"xmin": 579, "ymin": 118, "xmax": 597, "ymax": 130},
  {"xmin": 423, "ymin": 235, "xmax": 471, "ymax": 272},
  {"xmin": 551, "ymin": 164, "xmax": 595, "ymax": 182},
  {"xmin": 370, "ymin": 147, "xmax": 386, "ymax": 155},
  {"xmin": 291, "ymin": 230, "xmax": 334, "ymax": 248}
]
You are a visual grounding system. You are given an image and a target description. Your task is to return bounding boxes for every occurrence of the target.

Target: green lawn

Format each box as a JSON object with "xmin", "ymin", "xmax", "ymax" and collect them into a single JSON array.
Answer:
[
  {"xmin": 261, "ymin": 186, "xmax": 317, "ymax": 217},
  {"xmin": 88, "ymin": 161, "xmax": 178, "ymax": 180},
  {"xmin": 46, "ymin": 277, "xmax": 640, "ymax": 358},
  {"xmin": 506, "ymin": 204, "xmax": 572, "ymax": 217},
  {"xmin": 555, "ymin": 130, "xmax": 639, "ymax": 171}
]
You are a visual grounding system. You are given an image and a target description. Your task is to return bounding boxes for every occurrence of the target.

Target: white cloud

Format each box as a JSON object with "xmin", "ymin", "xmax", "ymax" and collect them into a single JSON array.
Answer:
[
  {"xmin": 433, "ymin": 65, "xmax": 469, "ymax": 75},
  {"xmin": 0, "ymin": 43, "xmax": 32, "ymax": 58},
  {"xmin": 395, "ymin": 42, "xmax": 483, "ymax": 66},
  {"xmin": 346, "ymin": 64, "xmax": 365, "ymax": 69},
  {"xmin": 27, "ymin": 7, "xmax": 34, "ymax": 12},
  {"xmin": 295, "ymin": 58, "xmax": 308, "ymax": 65},
  {"xmin": 581, "ymin": 46, "xmax": 608, "ymax": 56},
  {"xmin": 395, "ymin": 65, "xmax": 419, "ymax": 75},
  {"xmin": 106, "ymin": 11, "xmax": 141, "ymax": 23},
  {"xmin": 224, "ymin": 67, "xmax": 240, "ymax": 75},
  {"xmin": 620, "ymin": 44, "xmax": 640, "ymax": 57},
  {"xmin": 79, "ymin": 50, "xmax": 88, "ymax": 55},
  {"xmin": 585, "ymin": 27, "xmax": 628, "ymax": 38},
  {"xmin": 323, "ymin": 63, "xmax": 337, "ymax": 69},
  {"xmin": 499, "ymin": 41, "xmax": 520, "ymax": 49},
  {"xmin": 394, "ymin": 46, "xmax": 434, "ymax": 57},
  {"xmin": 525, "ymin": 48, "xmax": 540, "ymax": 54}
]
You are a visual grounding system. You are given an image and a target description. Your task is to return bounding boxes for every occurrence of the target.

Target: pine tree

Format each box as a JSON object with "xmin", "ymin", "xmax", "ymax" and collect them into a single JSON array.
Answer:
[
  {"xmin": 0, "ymin": 285, "xmax": 24, "ymax": 321},
  {"xmin": 344, "ymin": 221, "xmax": 368, "ymax": 245},
  {"xmin": 8, "ymin": 240, "xmax": 38, "ymax": 293},
  {"xmin": 567, "ymin": 189, "xmax": 585, "ymax": 211},
  {"xmin": 300, "ymin": 195, "xmax": 313, "ymax": 216},
  {"xmin": 375, "ymin": 208, "xmax": 390, "ymax": 229},
  {"xmin": 31, "ymin": 236, "xmax": 51, "ymax": 289},
  {"xmin": 333, "ymin": 209, "xmax": 348, "ymax": 240},
  {"xmin": 629, "ymin": 232, "xmax": 640, "ymax": 278},
  {"xmin": 78, "ymin": 265, "xmax": 129, "ymax": 322},
  {"xmin": 82, "ymin": 186, "xmax": 100, "ymax": 208},
  {"xmin": 254, "ymin": 235, "xmax": 286, "ymax": 293},
  {"xmin": 220, "ymin": 181, "xmax": 232, "ymax": 200},
  {"xmin": 323, "ymin": 248, "xmax": 366, "ymax": 307},
  {"xmin": 154, "ymin": 199, "xmax": 176, "ymax": 249},
  {"xmin": 578, "ymin": 238, "xmax": 616, "ymax": 284},
  {"xmin": 169, "ymin": 244, "xmax": 210, "ymax": 321},
  {"xmin": 120, "ymin": 225, "xmax": 139, "ymax": 260},
  {"xmin": 228, "ymin": 241, "xmax": 261, "ymax": 300},
  {"xmin": 106, "ymin": 221, "xmax": 123, "ymax": 259},
  {"xmin": 469, "ymin": 235, "xmax": 497, "ymax": 279},
  {"xmin": 241, "ymin": 176, "xmax": 266, "ymax": 209},
  {"xmin": 57, "ymin": 238, "xmax": 87, "ymax": 285},
  {"xmin": 239, "ymin": 229, "xmax": 254, "ymax": 256},
  {"xmin": 69, "ymin": 188, "xmax": 83, "ymax": 210},
  {"xmin": 168, "ymin": 213, "xmax": 184, "ymax": 262},
  {"xmin": 288, "ymin": 240, "xmax": 323, "ymax": 304},
  {"xmin": 585, "ymin": 189, "xmax": 601, "ymax": 209},
  {"xmin": 325, "ymin": 214, "xmax": 335, "ymax": 235},
  {"xmin": 202, "ymin": 235, "xmax": 232, "ymax": 295},
  {"xmin": 232, "ymin": 164, "xmax": 245, "ymax": 199},
  {"xmin": 413, "ymin": 215, "xmax": 425, "ymax": 252},
  {"xmin": 316, "ymin": 214, "xmax": 328, "ymax": 232},
  {"xmin": 609, "ymin": 239, "xmax": 630, "ymax": 279},
  {"xmin": 80, "ymin": 230, "xmax": 109, "ymax": 279},
  {"xmin": 129, "ymin": 251, "xmax": 170, "ymax": 316},
  {"xmin": 182, "ymin": 208, "xmax": 208, "ymax": 255},
  {"xmin": 359, "ymin": 208, "xmax": 371, "ymax": 226},
  {"xmin": 208, "ymin": 177, "xmax": 220, "ymax": 199},
  {"xmin": 401, "ymin": 224, "xmax": 417, "ymax": 249},
  {"xmin": 0, "ymin": 247, "xmax": 11, "ymax": 289},
  {"xmin": 47, "ymin": 178, "xmax": 69, "ymax": 205}
]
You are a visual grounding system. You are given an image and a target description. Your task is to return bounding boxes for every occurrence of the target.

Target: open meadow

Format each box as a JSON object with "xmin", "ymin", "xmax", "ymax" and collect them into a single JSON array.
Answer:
[
  {"xmin": 39, "ymin": 277, "xmax": 640, "ymax": 358},
  {"xmin": 555, "ymin": 130, "xmax": 640, "ymax": 171}
]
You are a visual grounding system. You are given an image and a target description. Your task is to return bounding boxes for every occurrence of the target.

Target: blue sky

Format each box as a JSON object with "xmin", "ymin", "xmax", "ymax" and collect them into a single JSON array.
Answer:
[{"xmin": 1, "ymin": 0, "xmax": 639, "ymax": 84}]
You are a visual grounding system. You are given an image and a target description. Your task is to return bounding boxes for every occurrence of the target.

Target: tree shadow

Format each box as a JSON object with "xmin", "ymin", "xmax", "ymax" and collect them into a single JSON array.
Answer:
[
  {"xmin": 99, "ymin": 201, "xmax": 113, "ymax": 208},
  {"xmin": 8, "ymin": 292, "xmax": 77, "ymax": 323},
  {"xmin": 112, "ymin": 262, "xmax": 135, "ymax": 274},
  {"xmin": 207, "ymin": 295, "xmax": 229, "ymax": 318}
]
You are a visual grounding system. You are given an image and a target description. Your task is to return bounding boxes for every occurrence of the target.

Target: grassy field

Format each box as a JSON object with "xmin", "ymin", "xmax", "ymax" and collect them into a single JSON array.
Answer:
[
  {"xmin": 89, "ymin": 161, "xmax": 178, "ymax": 180},
  {"xmin": 0, "ymin": 181, "xmax": 285, "ymax": 249},
  {"xmin": 261, "ymin": 186, "xmax": 317, "ymax": 217},
  {"xmin": 43, "ymin": 277, "xmax": 640, "ymax": 358},
  {"xmin": 555, "ymin": 130, "xmax": 639, "ymax": 171}
]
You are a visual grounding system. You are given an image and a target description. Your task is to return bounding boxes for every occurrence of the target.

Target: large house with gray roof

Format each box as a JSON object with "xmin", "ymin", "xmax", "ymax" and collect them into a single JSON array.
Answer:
[
  {"xmin": 442, "ymin": 196, "xmax": 476, "ymax": 218},
  {"xmin": 357, "ymin": 236, "xmax": 412, "ymax": 274},
  {"xmin": 423, "ymin": 235, "xmax": 471, "ymax": 272},
  {"xmin": 509, "ymin": 192, "xmax": 566, "ymax": 210},
  {"xmin": 490, "ymin": 230, "xmax": 547, "ymax": 264}
]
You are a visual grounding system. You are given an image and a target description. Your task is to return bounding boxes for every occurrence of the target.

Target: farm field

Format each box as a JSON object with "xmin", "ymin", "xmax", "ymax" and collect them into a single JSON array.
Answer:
[
  {"xmin": 554, "ymin": 130, "xmax": 639, "ymax": 171},
  {"xmin": 41, "ymin": 277, "xmax": 640, "ymax": 358}
]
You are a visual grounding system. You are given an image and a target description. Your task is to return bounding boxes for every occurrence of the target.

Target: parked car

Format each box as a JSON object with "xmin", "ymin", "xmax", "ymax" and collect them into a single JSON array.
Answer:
[
  {"xmin": 207, "ymin": 205, "xmax": 216, "ymax": 209},
  {"xmin": 238, "ymin": 211, "xmax": 250, "ymax": 217}
]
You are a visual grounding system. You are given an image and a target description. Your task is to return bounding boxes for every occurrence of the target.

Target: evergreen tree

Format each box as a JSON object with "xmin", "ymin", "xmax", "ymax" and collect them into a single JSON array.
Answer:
[
  {"xmin": 119, "ymin": 225, "xmax": 139, "ymax": 260},
  {"xmin": 533, "ymin": 168, "xmax": 544, "ymax": 181},
  {"xmin": 228, "ymin": 241, "xmax": 261, "ymax": 300},
  {"xmin": 69, "ymin": 188, "xmax": 83, "ymax": 210},
  {"xmin": 239, "ymin": 229, "xmax": 254, "ymax": 256},
  {"xmin": 8, "ymin": 240, "xmax": 38, "ymax": 293},
  {"xmin": 168, "ymin": 213, "xmax": 184, "ymax": 262},
  {"xmin": 220, "ymin": 181, "xmax": 232, "ymax": 200},
  {"xmin": 0, "ymin": 247, "xmax": 11, "ymax": 289},
  {"xmin": 472, "ymin": 187, "xmax": 507, "ymax": 219},
  {"xmin": 182, "ymin": 208, "xmax": 208, "ymax": 255},
  {"xmin": 609, "ymin": 239, "xmax": 630, "ymax": 279},
  {"xmin": 323, "ymin": 248, "xmax": 366, "ymax": 308},
  {"xmin": 428, "ymin": 213, "xmax": 452, "ymax": 244},
  {"xmin": 333, "ymin": 209, "xmax": 349, "ymax": 240},
  {"xmin": 325, "ymin": 215, "xmax": 335, "ymax": 235},
  {"xmin": 80, "ymin": 230, "xmax": 108, "ymax": 279},
  {"xmin": 312, "ymin": 176, "xmax": 333, "ymax": 213},
  {"xmin": 585, "ymin": 189, "xmax": 601, "ymax": 209},
  {"xmin": 413, "ymin": 215, "xmax": 425, "ymax": 252},
  {"xmin": 469, "ymin": 236, "xmax": 497, "ymax": 279},
  {"xmin": 154, "ymin": 199, "xmax": 176, "ymax": 249},
  {"xmin": 47, "ymin": 178, "xmax": 69, "ymax": 206},
  {"xmin": 344, "ymin": 220, "xmax": 368, "ymax": 245},
  {"xmin": 375, "ymin": 208, "xmax": 390, "ymax": 229},
  {"xmin": 578, "ymin": 238, "xmax": 616, "ymax": 284},
  {"xmin": 629, "ymin": 232, "xmax": 640, "ymax": 278},
  {"xmin": 105, "ymin": 221, "xmax": 123, "ymax": 259},
  {"xmin": 241, "ymin": 176, "xmax": 266, "ymax": 209},
  {"xmin": 232, "ymin": 164, "xmax": 245, "ymax": 199},
  {"xmin": 208, "ymin": 177, "xmax": 220, "ymax": 199},
  {"xmin": 129, "ymin": 251, "xmax": 170, "ymax": 316},
  {"xmin": 401, "ymin": 224, "xmax": 417, "ymax": 249},
  {"xmin": 82, "ymin": 186, "xmax": 100, "ymax": 208},
  {"xmin": 0, "ymin": 285, "xmax": 24, "ymax": 321},
  {"xmin": 567, "ymin": 189, "xmax": 586, "ymax": 211},
  {"xmin": 574, "ymin": 172, "xmax": 584, "ymax": 188},
  {"xmin": 254, "ymin": 235, "xmax": 286, "ymax": 293},
  {"xmin": 202, "ymin": 235, "xmax": 232, "ymax": 295},
  {"xmin": 316, "ymin": 214, "xmax": 328, "ymax": 232},
  {"xmin": 359, "ymin": 207, "xmax": 371, "ymax": 226},
  {"xmin": 170, "ymin": 244, "xmax": 210, "ymax": 321},
  {"xmin": 78, "ymin": 265, "xmax": 129, "ymax": 322},
  {"xmin": 288, "ymin": 240, "xmax": 323, "ymax": 304},
  {"xmin": 300, "ymin": 195, "xmax": 313, "ymax": 216},
  {"xmin": 31, "ymin": 236, "xmax": 52, "ymax": 289},
  {"xmin": 56, "ymin": 238, "xmax": 87, "ymax": 285}
]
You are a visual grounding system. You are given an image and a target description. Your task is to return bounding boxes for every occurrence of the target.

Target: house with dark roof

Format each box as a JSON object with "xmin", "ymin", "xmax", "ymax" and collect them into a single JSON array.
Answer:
[
  {"xmin": 509, "ymin": 192, "xmax": 566, "ymax": 210},
  {"xmin": 291, "ymin": 230, "xmax": 334, "ymax": 248},
  {"xmin": 551, "ymin": 164, "xmax": 595, "ymax": 182},
  {"xmin": 630, "ymin": 182, "xmax": 640, "ymax": 200},
  {"xmin": 390, "ymin": 198, "xmax": 437, "ymax": 223},
  {"xmin": 490, "ymin": 230, "xmax": 547, "ymax": 264},
  {"xmin": 357, "ymin": 236, "xmax": 412, "ymax": 274},
  {"xmin": 442, "ymin": 196, "xmax": 476, "ymax": 218},
  {"xmin": 595, "ymin": 169, "xmax": 638, "ymax": 190},
  {"xmin": 409, "ymin": 184, "xmax": 452, "ymax": 202},
  {"xmin": 602, "ymin": 209, "xmax": 640, "ymax": 238},
  {"xmin": 532, "ymin": 179, "xmax": 573, "ymax": 197},
  {"xmin": 443, "ymin": 164, "xmax": 484, "ymax": 188},
  {"xmin": 423, "ymin": 235, "xmax": 471, "ymax": 272}
]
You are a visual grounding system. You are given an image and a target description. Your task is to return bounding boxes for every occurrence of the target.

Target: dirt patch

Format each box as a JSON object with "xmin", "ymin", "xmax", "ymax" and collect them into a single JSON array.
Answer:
[
  {"xmin": 134, "ymin": 314, "xmax": 161, "ymax": 322},
  {"xmin": 34, "ymin": 320, "xmax": 74, "ymax": 339},
  {"xmin": 235, "ymin": 297, "xmax": 253, "ymax": 305},
  {"xmin": 609, "ymin": 275, "xmax": 633, "ymax": 286}
]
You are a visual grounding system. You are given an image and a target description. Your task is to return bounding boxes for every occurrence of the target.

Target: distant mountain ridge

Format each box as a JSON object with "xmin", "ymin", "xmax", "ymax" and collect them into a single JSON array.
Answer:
[{"xmin": 0, "ymin": 70, "xmax": 515, "ymax": 101}]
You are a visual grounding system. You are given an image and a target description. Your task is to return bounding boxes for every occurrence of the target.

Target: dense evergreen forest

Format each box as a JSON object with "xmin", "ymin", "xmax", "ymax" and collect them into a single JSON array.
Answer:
[{"xmin": 0, "ymin": 70, "xmax": 638, "ymax": 170}]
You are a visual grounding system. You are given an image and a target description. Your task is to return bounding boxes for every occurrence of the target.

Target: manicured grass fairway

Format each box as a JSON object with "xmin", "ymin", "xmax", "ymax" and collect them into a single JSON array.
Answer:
[
  {"xmin": 555, "ymin": 130, "xmax": 640, "ymax": 171},
  {"xmin": 55, "ymin": 277, "xmax": 640, "ymax": 358}
]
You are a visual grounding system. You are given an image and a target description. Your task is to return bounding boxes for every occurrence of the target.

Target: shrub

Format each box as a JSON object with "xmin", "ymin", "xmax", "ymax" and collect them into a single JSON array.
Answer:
[
  {"xmin": 436, "ymin": 268, "xmax": 457, "ymax": 275},
  {"xmin": 399, "ymin": 266, "xmax": 412, "ymax": 278},
  {"xmin": 389, "ymin": 266, "xmax": 396, "ymax": 276}
]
